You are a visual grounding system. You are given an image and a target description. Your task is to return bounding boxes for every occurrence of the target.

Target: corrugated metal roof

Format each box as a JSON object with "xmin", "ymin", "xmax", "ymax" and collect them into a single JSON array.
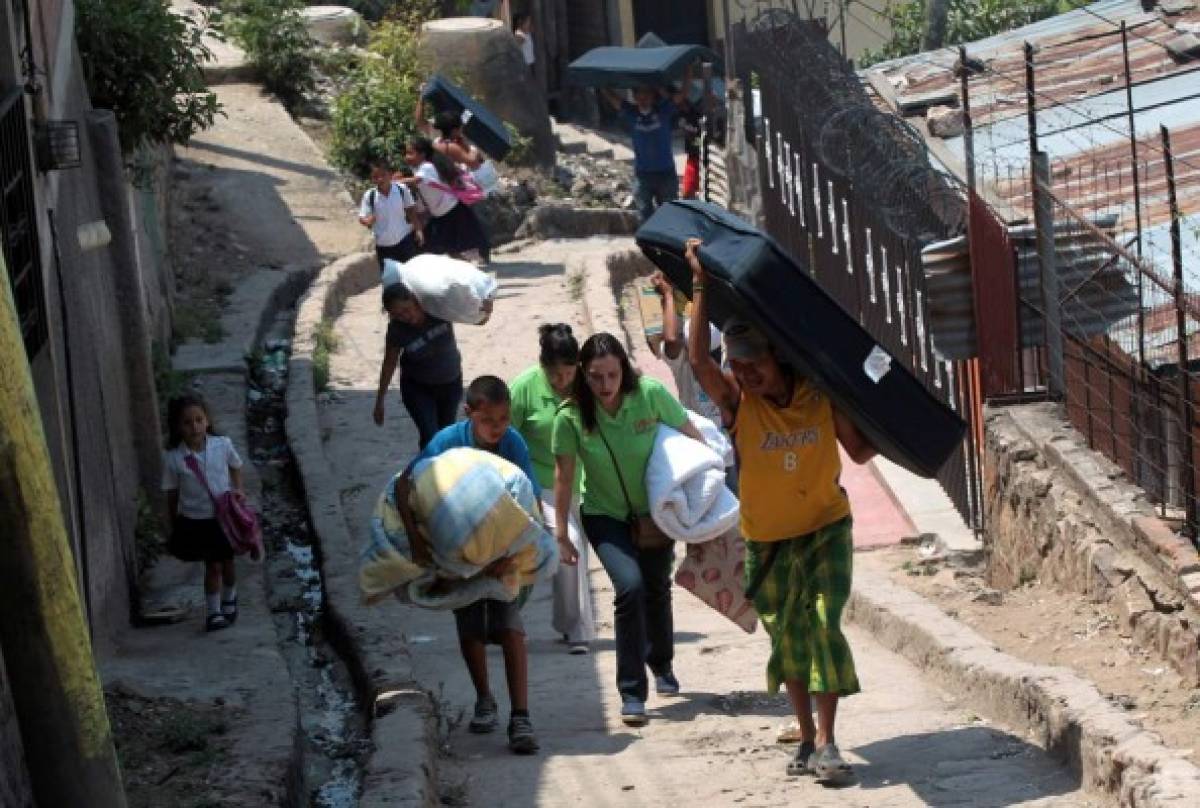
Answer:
[
  {"xmin": 922, "ymin": 220, "xmax": 1141, "ymax": 360},
  {"xmin": 865, "ymin": 1, "xmax": 1200, "ymax": 223},
  {"xmin": 866, "ymin": 1, "xmax": 1200, "ymax": 361}
]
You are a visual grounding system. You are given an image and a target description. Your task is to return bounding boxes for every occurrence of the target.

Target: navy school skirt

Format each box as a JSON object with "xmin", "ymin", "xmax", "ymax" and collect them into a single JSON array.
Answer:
[{"xmin": 170, "ymin": 516, "xmax": 234, "ymax": 563}]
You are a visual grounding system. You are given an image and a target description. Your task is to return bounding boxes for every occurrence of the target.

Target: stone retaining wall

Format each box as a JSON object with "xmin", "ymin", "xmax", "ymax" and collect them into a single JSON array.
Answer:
[{"xmin": 985, "ymin": 403, "xmax": 1200, "ymax": 685}]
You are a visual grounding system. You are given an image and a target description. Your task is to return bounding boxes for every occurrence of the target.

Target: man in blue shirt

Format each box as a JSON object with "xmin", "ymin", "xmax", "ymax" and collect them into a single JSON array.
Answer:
[
  {"xmin": 602, "ymin": 77, "xmax": 690, "ymax": 222},
  {"xmin": 393, "ymin": 374, "xmax": 542, "ymax": 755}
]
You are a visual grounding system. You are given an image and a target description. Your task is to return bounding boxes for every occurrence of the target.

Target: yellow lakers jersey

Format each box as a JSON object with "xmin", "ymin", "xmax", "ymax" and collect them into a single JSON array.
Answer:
[{"xmin": 733, "ymin": 379, "xmax": 850, "ymax": 542}]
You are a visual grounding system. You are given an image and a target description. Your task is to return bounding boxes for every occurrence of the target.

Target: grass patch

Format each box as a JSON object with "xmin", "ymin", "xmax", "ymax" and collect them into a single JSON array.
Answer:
[
  {"xmin": 161, "ymin": 712, "xmax": 226, "ymax": 754},
  {"xmin": 172, "ymin": 303, "xmax": 224, "ymax": 344},
  {"xmin": 567, "ymin": 272, "xmax": 585, "ymax": 302},
  {"xmin": 312, "ymin": 318, "xmax": 339, "ymax": 392}
]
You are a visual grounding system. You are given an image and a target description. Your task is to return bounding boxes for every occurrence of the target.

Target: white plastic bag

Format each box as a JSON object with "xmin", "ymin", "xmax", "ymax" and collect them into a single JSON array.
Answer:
[
  {"xmin": 472, "ymin": 160, "xmax": 500, "ymax": 194},
  {"xmin": 382, "ymin": 255, "xmax": 498, "ymax": 325}
]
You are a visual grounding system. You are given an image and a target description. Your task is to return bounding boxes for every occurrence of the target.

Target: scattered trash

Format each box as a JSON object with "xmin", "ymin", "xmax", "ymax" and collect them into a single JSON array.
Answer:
[
  {"xmin": 246, "ymin": 339, "xmax": 366, "ymax": 807},
  {"xmin": 1107, "ymin": 693, "xmax": 1137, "ymax": 710},
  {"xmin": 972, "ymin": 588, "xmax": 1004, "ymax": 606}
]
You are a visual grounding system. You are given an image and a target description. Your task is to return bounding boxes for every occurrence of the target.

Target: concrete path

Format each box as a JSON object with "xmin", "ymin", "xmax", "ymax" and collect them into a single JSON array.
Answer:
[
  {"xmin": 172, "ymin": 81, "xmax": 363, "ymax": 374},
  {"xmin": 99, "ymin": 78, "xmax": 364, "ymax": 805},
  {"xmin": 321, "ymin": 240, "xmax": 1100, "ymax": 807}
]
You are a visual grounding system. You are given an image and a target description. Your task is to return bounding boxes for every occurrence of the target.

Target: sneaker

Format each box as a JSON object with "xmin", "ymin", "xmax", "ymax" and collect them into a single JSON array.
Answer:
[
  {"xmin": 811, "ymin": 743, "xmax": 855, "ymax": 786},
  {"xmin": 507, "ymin": 714, "xmax": 539, "ymax": 755},
  {"xmin": 620, "ymin": 700, "xmax": 648, "ymax": 727},
  {"xmin": 786, "ymin": 741, "xmax": 816, "ymax": 777},
  {"xmin": 654, "ymin": 670, "xmax": 680, "ymax": 696},
  {"xmin": 205, "ymin": 613, "xmax": 230, "ymax": 632},
  {"xmin": 468, "ymin": 695, "xmax": 498, "ymax": 734},
  {"xmin": 567, "ymin": 642, "xmax": 590, "ymax": 656}
]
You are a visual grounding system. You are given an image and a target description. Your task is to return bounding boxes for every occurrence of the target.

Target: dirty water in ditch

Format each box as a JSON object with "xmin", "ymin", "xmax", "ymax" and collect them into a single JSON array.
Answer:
[{"xmin": 247, "ymin": 335, "xmax": 369, "ymax": 807}]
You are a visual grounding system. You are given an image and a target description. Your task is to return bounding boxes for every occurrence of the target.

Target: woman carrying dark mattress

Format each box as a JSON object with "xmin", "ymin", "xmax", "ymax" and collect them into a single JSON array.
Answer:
[
  {"xmin": 682, "ymin": 237, "xmax": 876, "ymax": 786},
  {"xmin": 415, "ymin": 86, "xmax": 486, "ymax": 171}
]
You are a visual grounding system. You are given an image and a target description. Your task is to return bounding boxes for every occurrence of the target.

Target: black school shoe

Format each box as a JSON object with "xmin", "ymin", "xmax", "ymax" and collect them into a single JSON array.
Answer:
[{"xmin": 221, "ymin": 597, "xmax": 238, "ymax": 625}]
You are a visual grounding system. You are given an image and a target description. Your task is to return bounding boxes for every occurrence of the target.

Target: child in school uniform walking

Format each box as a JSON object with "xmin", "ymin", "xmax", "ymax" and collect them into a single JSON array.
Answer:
[
  {"xmin": 161, "ymin": 394, "xmax": 247, "ymax": 632},
  {"xmin": 359, "ymin": 161, "xmax": 424, "ymax": 270},
  {"xmin": 392, "ymin": 375, "xmax": 544, "ymax": 754},
  {"xmin": 403, "ymin": 137, "xmax": 491, "ymax": 263}
]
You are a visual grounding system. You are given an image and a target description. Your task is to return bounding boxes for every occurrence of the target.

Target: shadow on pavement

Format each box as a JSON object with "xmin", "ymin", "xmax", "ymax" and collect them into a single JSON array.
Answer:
[
  {"xmin": 851, "ymin": 725, "xmax": 1081, "ymax": 805},
  {"xmin": 189, "ymin": 138, "xmax": 346, "ymax": 183}
]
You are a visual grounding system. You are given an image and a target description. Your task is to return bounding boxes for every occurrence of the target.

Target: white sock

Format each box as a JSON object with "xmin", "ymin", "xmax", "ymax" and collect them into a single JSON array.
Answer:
[
  {"xmin": 205, "ymin": 593, "xmax": 221, "ymax": 616},
  {"xmin": 221, "ymin": 584, "xmax": 237, "ymax": 604}
]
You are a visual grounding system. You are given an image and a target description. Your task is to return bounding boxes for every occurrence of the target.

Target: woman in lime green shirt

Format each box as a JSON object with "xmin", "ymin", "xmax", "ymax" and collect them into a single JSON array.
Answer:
[
  {"xmin": 551, "ymin": 332, "xmax": 704, "ymax": 726},
  {"xmin": 510, "ymin": 324, "xmax": 595, "ymax": 655}
]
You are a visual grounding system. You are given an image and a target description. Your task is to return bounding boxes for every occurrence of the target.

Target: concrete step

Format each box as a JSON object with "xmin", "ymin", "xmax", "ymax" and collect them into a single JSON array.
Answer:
[
  {"xmin": 554, "ymin": 135, "xmax": 587, "ymax": 155},
  {"xmin": 553, "ymin": 121, "xmax": 635, "ymax": 164}
]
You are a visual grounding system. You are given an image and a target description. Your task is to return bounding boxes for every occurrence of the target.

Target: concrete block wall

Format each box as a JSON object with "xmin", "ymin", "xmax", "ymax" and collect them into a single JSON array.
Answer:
[
  {"xmin": 985, "ymin": 403, "xmax": 1200, "ymax": 685},
  {"xmin": 28, "ymin": 51, "xmax": 165, "ymax": 639},
  {"xmin": 0, "ymin": 651, "xmax": 32, "ymax": 807}
]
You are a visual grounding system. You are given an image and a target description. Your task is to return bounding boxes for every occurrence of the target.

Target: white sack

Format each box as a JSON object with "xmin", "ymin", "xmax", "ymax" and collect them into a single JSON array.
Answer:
[{"xmin": 382, "ymin": 254, "xmax": 498, "ymax": 324}]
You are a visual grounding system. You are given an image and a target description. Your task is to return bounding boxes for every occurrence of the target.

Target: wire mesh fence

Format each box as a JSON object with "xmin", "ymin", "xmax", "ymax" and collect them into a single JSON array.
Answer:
[
  {"xmin": 960, "ymin": 26, "xmax": 1200, "ymax": 540},
  {"xmin": 721, "ymin": 1, "xmax": 1199, "ymax": 542},
  {"xmin": 727, "ymin": 8, "xmax": 984, "ymax": 531},
  {"xmin": 1019, "ymin": 157, "xmax": 1200, "ymax": 535}
]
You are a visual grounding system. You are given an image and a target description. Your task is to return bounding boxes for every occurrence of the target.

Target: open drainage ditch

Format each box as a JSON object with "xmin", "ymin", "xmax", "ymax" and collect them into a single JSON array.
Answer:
[{"xmin": 247, "ymin": 337, "xmax": 369, "ymax": 807}]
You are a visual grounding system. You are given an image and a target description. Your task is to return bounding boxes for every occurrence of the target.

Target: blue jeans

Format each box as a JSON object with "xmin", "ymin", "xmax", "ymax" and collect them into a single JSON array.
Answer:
[
  {"xmin": 400, "ymin": 375, "xmax": 463, "ymax": 449},
  {"xmin": 634, "ymin": 170, "xmax": 678, "ymax": 223},
  {"xmin": 582, "ymin": 514, "xmax": 675, "ymax": 702}
]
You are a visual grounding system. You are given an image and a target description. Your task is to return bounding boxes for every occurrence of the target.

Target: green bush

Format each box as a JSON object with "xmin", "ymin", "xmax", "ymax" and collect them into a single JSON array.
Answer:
[
  {"xmin": 75, "ymin": 0, "xmax": 221, "ymax": 154},
  {"xmin": 224, "ymin": 0, "xmax": 315, "ymax": 104},
  {"xmin": 329, "ymin": 15, "xmax": 431, "ymax": 176},
  {"xmin": 859, "ymin": 0, "xmax": 1071, "ymax": 66}
]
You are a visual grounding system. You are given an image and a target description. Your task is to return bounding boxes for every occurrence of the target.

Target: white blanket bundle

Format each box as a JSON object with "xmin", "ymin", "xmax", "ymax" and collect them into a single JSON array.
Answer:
[{"xmin": 647, "ymin": 411, "xmax": 740, "ymax": 543}]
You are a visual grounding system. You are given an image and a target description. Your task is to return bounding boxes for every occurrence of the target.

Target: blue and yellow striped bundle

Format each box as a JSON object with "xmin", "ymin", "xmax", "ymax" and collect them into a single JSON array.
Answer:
[{"xmin": 360, "ymin": 448, "xmax": 558, "ymax": 610}]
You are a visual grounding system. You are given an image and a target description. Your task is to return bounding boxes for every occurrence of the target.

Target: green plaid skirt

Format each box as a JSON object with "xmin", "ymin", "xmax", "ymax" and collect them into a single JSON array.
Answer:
[{"xmin": 744, "ymin": 516, "xmax": 860, "ymax": 696}]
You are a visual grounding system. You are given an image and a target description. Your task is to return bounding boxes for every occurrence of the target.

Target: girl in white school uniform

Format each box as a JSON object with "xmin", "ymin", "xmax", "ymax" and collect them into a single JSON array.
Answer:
[{"xmin": 161, "ymin": 394, "xmax": 247, "ymax": 632}]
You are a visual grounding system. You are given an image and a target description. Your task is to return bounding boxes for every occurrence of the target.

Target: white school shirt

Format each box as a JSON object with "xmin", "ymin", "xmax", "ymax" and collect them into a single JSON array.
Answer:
[
  {"xmin": 662, "ymin": 317, "xmax": 731, "ymax": 460},
  {"xmin": 161, "ymin": 435, "xmax": 244, "ymax": 519},
  {"xmin": 359, "ymin": 182, "xmax": 415, "ymax": 247},
  {"xmin": 664, "ymin": 345, "xmax": 724, "ymax": 427},
  {"xmin": 519, "ymin": 31, "xmax": 535, "ymax": 66},
  {"xmin": 414, "ymin": 162, "xmax": 460, "ymax": 218}
]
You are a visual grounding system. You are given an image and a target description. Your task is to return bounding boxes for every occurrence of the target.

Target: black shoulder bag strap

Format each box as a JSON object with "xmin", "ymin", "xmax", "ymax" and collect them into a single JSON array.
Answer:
[{"xmin": 594, "ymin": 422, "xmax": 637, "ymax": 526}]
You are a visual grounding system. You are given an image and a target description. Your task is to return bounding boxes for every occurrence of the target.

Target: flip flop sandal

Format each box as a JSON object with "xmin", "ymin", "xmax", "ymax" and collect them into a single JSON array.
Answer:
[
  {"xmin": 812, "ymin": 744, "xmax": 855, "ymax": 786},
  {"xmin": 221, "ymin": 597, "xmax": 238, "ymax": 625},
  {"xmin": 786, "ymin": 741, "xmax": 816, "ymax": 777},
  {"xmin": 206, "ymin": 613, "xmax": 230, "ymax": 632},
  {"xmin": 777, "ymin": 722, "xmax": 806, "ymax": 744}
]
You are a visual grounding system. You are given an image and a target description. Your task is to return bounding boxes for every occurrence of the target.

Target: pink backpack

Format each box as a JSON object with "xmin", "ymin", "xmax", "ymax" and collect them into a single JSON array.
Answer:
[
  {"xmin": 185, "ymin": 455, "xmax": 264, "ymax": 560},
  {"xmin": 428, "ymin": 175, "xmax": 486, "ymax": 206}
]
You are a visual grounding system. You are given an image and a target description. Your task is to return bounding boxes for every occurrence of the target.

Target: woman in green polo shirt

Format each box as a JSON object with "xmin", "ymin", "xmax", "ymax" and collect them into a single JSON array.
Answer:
[
  {"xmin": 551, "ymin": 332, "xmax": 705, "ymax": 726},
  {"xmin": 510, "ymin": 323, "xmax": 595, "ymax": 655}
]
